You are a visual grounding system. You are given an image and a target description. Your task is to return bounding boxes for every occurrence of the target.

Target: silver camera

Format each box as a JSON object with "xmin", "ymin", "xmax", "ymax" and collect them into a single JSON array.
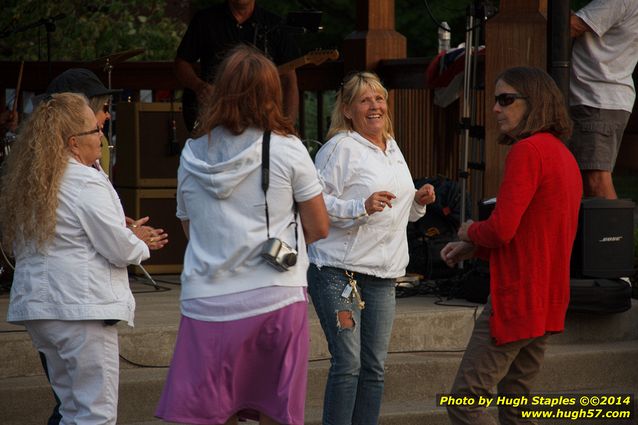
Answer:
[{"xmin": 261, "ymin": 238, "xmax": 298, "ymax": 271}]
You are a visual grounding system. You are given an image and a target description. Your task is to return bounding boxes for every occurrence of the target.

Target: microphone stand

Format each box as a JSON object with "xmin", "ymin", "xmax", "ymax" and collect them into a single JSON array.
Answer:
[
  {"xmin": 0, "ymin": 14, "xmax": 66, "ymax": 82},
  {"xmin": 458, "ymin": 1, "xmax": 486, "ymax": 269},
  {"xmin": 103, "ymin": 57, "xmax": 116, "ymax": 178}
]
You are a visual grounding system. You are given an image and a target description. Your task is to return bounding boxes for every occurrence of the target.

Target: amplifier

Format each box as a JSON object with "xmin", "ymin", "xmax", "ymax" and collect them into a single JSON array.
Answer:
[{"xmin": 113, "ymin": 102, "xmax": 188, "ymax": 188}]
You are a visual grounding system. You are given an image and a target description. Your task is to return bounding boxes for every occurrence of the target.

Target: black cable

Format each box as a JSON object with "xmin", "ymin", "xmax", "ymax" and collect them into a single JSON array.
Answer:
[
  {"xmin": 423, "ymin": 0, "xmax": 452, "ymax": 32},
  {"xmin": 422, "ymin": 0, "xmax": 496, "ymax": 34},
  {"xmin": 0, "ymin": 329, "xmax": 27, "ymax": 334},
  {"xmin": 309, "ymin": 347, "xmax": 467, "ymax": 363},
  {"xmin": 151, "ymin": 278, "xmax": 181, "ymax": 286},
  {"xmin": 119, "ymin": 354, "xmax": 168, "ymax": 368},
  {"xmin": 129, "ymin": 274, "xmax": 178, "ymax": 290},
  {"xmin": 131, "ymin": 286, "xmax": 171, "ymax": 294}
]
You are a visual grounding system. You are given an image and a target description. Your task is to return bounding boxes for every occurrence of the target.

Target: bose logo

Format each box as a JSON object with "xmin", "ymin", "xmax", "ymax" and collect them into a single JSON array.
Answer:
[{"xmin": 598, "ymin": 236, "xmax": 623, "ymax": 242}]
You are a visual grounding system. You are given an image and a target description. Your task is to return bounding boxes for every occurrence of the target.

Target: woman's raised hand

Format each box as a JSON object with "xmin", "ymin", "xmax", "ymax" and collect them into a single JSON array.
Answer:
[
  {"xmin": 415, "ymin": 183, "xmax": 436, "ymax": 206},
  {"xmin": 364, "ymin": 191, "xmax": 396, "ymax": 215}
]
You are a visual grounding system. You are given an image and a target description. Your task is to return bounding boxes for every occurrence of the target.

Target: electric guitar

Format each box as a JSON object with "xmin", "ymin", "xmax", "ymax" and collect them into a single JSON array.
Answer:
[{"xmin": 182, "ymin": 49, "xmax": 340, "ymax": 132}]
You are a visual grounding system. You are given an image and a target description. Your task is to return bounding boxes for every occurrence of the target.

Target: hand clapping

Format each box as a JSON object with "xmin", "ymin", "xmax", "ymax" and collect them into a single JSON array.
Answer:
[{"xmin": 126, "ymin": 216, "xmax": 169, "ymax": 250}]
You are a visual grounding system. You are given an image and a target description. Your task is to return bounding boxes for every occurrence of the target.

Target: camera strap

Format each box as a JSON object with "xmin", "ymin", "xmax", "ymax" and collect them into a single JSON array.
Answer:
[{"xmin": 261, "ymin": 130, "xmax": 298, "ymax": 250}]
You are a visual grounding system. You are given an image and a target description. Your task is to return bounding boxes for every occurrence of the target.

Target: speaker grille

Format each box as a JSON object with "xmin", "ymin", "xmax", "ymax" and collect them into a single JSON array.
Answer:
[{"xmin": 571, "ymin": 198, "xmax": 635, "ymax": 278}]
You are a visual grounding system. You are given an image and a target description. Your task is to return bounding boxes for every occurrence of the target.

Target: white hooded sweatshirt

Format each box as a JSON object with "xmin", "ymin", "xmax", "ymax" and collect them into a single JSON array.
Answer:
[{"xmin": 176, "ymin": 126, "xmax": 322, "ymax": 302}]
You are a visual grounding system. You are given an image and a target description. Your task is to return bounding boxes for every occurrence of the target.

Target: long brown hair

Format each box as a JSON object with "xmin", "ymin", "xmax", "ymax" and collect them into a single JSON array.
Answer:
[
  {"xmin": 326, "ymin": 71, "xmax": 394, "ymax": 142},
  {"xmin": 0, "ymin": 93, "xmax": 91, "ymax": 252},
  {"xmin": 195, "ymin": 44, "xmax": 295, "ymax": 138},
  {"xmin": 496, "ymin": 67, "xmax": 572, "ymax": 145}
]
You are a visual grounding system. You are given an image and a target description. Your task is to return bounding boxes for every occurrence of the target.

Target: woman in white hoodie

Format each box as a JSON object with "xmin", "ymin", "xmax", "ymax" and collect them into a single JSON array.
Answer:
[{"xmin": 155, "ymin": 45, "xmax": 329, "ymax": 425}]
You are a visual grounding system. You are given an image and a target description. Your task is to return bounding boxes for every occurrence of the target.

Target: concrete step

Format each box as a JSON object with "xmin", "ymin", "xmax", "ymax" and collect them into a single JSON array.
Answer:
[
  {"xmin": 36, "ymin": 397, "xmax": 638, "ymax": 425},
  {"xmin": 123, "ymin": 400, "xmax": 453, "ymax": 425},
  {"xmin": 0, "ymin": 295, "xmax": 480, "ymax": 379},
  {"xmin": 2, "ymin": 340, "xmax": 637, "ymax": 425},
  {"xmin": 2, "ymin": 292, "xmax": 637, "ymax": 379}
]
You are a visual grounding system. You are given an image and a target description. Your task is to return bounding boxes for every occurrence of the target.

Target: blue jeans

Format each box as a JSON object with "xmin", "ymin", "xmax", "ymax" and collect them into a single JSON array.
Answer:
[{"xmin": 308, "ymin": 264, "xmax": 396, "ymax": 425}]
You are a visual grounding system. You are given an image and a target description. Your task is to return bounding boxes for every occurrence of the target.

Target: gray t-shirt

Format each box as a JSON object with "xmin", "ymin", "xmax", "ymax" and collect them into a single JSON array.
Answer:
[{"xmin": 570, "ymin": 0, "xmax": 638, "ymax": 112}]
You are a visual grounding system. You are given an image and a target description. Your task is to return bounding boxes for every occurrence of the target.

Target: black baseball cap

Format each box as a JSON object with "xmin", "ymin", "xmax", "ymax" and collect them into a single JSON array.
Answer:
[{"xmin": 45, "ymin": 68, "xmax": 122, "ymax": 98}]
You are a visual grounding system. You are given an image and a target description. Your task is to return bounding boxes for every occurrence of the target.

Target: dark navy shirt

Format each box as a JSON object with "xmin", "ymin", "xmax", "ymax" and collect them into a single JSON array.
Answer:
[{"xmin": 176, "ymin": 2, "xmax": 299, "ymax": 83}]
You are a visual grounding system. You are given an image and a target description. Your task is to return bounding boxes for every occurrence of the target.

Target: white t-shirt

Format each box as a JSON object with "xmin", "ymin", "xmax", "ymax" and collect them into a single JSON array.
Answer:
[{"xmin": 570, "ymin": 0, "xmax": 638, "ymax": 112}]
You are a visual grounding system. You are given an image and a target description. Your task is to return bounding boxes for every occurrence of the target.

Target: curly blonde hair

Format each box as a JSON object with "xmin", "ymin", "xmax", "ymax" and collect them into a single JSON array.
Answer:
[
  {"xmin": 0, "ymin": 92, "xmax": 91, "ymax": 253},
  {"xmin": 326, "ymin": 71, "xmax": 394, "ymax": 142}
]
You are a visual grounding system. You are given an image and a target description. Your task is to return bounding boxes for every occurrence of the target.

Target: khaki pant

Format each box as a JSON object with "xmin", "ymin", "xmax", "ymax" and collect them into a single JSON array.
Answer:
[{"xmin": 447, "ymin": 301, "xmax": 549, "ymax": 425}]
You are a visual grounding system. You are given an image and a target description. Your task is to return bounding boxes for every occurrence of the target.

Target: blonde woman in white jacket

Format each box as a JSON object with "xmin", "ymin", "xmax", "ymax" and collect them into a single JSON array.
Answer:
[{"xmin": 308, "ymin": 72, "xmax": 435, "ymax": 425}]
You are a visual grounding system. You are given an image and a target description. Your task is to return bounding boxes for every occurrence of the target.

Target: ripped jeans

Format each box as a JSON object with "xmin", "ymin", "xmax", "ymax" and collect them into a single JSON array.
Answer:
[{"xmin": 308, "ymin": 264, "xmax": 396, "ymax": 425}]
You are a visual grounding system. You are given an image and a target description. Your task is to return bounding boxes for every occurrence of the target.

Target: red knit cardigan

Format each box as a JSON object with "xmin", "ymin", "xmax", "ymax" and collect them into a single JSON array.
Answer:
[{"xmin": 468, "ymin": 132, "xmax": 582, "ymax": 345}]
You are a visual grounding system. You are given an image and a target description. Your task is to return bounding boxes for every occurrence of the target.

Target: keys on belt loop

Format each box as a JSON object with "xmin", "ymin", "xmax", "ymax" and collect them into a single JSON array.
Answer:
[{"xmin": 344, "ymin": 270, "xmax": 365, "ymax": 310}]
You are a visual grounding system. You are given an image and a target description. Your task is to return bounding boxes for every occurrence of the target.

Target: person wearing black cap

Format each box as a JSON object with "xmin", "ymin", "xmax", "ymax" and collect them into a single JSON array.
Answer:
[{"xmin": 44, "ymin": 68, "xmax": 121, "ymax": 174}]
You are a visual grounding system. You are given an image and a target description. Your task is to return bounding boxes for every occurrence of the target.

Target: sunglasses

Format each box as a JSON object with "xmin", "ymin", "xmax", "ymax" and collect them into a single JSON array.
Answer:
[
  {"xmin": 71, "ymin": 125, "xmax": 102, "ymax": 138},
  {"xmin": 495, "ymin": 93, "xmax": 527, "ymax": 107},
  {"xmin": 102, "ymin": 102, "xmax": 111, "ymax": 114}
]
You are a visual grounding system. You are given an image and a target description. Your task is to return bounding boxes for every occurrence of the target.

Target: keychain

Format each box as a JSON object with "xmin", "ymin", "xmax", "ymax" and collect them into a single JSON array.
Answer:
[{"xmin": 345, "ymin": 270, "xmax": 365, "ymax": 310}]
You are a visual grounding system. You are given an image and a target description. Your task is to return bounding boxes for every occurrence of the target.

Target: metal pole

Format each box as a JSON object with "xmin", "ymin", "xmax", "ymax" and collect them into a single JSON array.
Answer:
[
  {"xmin": 106, "ymin": 59, "xmax": 115, "ymax": 180},
  {"xmin": 548, "ymin": 0, "xmax": 571, "ymax": 105},
  {"xmin": 460, "ymin": 8, "xmax": 475, "ymax": 226}
]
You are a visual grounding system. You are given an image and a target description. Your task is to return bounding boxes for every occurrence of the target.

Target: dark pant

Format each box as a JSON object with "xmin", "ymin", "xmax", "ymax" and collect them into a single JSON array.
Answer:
[{"xmin": 447, "ymin": 301, "xmax": 549, "ymax": 425}]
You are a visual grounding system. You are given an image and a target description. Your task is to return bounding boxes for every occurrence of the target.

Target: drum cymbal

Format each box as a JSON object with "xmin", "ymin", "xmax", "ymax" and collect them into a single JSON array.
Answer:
[{"xmin": 87, "ymin": 48, "xmax": 145, "ymax": 69}]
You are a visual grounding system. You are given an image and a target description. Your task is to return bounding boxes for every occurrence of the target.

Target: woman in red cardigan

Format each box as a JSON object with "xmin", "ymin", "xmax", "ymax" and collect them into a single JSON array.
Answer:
[{"xmin": 441, "ymin": 67, "xmax": 583, "ymax": 424}]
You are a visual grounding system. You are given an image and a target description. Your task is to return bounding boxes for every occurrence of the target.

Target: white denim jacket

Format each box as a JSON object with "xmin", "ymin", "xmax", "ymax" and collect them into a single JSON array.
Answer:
[
  {"xmin": 308, "ymin": 131, "xmax": 425, "ymax": 278},
  {"xmin": 7, "ymin": 158, "xmax": 149, "ymax": 326}
]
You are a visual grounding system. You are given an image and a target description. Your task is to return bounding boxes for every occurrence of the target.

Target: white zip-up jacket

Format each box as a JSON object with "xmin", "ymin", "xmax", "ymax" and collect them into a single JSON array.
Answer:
[
  {"xmin": 7, "ymin": 158, "xmax": 149, "ymax": 326},
  {"xmin": 308, "ymin": 131, "xmax": 426, "ymax": 278}
]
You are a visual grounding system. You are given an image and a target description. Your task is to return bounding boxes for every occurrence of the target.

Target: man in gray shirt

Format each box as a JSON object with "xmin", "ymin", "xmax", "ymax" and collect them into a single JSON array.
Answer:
[{"xmin": 569, "ymin": 0, "xmax": 638, "ymax": 199}]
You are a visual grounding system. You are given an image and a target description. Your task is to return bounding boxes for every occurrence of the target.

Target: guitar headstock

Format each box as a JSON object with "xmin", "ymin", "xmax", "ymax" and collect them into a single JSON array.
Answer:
[{"xmin": 303, "ymin": 49, "xmax": 340, "ymax": 67}]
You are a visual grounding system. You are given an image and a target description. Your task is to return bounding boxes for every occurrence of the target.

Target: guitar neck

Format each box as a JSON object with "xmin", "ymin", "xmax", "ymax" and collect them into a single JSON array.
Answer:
[{"xmin": 277, "ymin": 58, "xmax": 306, "ymax": 75}]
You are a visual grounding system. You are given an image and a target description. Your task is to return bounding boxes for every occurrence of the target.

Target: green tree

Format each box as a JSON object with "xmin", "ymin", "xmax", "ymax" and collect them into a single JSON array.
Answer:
[
  {"xmin": 0, "ymin": 0, "xmax": 186, "ymax": 61},
  {"xmin": 1, "ymin": 0, "xmax": 591, "ymax": 62}
]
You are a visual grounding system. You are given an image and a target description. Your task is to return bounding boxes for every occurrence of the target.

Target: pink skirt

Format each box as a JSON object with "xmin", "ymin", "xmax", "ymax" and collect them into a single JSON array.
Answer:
[{"xmin": 155, "ymin": 300, "xmax": 309, "ymax": 425}]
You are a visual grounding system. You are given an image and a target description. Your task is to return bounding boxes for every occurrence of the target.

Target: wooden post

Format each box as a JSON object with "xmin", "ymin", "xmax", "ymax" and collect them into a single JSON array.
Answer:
[
  {"xmin": 342, "ymin": 0, "xmax": 406, "ymax": 72},
  {"xmin": 341, "ymin": 0, "xmax": 406, "ymax": 137},
  {"xmin": 483, "ymin": 0, "xmax": 547, "ymax": 197}
]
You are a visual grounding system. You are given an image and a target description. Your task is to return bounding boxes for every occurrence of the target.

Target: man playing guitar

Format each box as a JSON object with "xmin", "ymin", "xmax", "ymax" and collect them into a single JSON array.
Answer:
[{"xmin": 175, "ymin": 0, "xmax": 299, "ymax": 132}]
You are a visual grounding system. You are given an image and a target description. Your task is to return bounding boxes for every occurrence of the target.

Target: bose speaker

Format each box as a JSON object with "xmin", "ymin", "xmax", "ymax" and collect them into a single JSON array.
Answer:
[{"xmin": 570, "ymin": 198, "xmax": 635, "ymax": 279}]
